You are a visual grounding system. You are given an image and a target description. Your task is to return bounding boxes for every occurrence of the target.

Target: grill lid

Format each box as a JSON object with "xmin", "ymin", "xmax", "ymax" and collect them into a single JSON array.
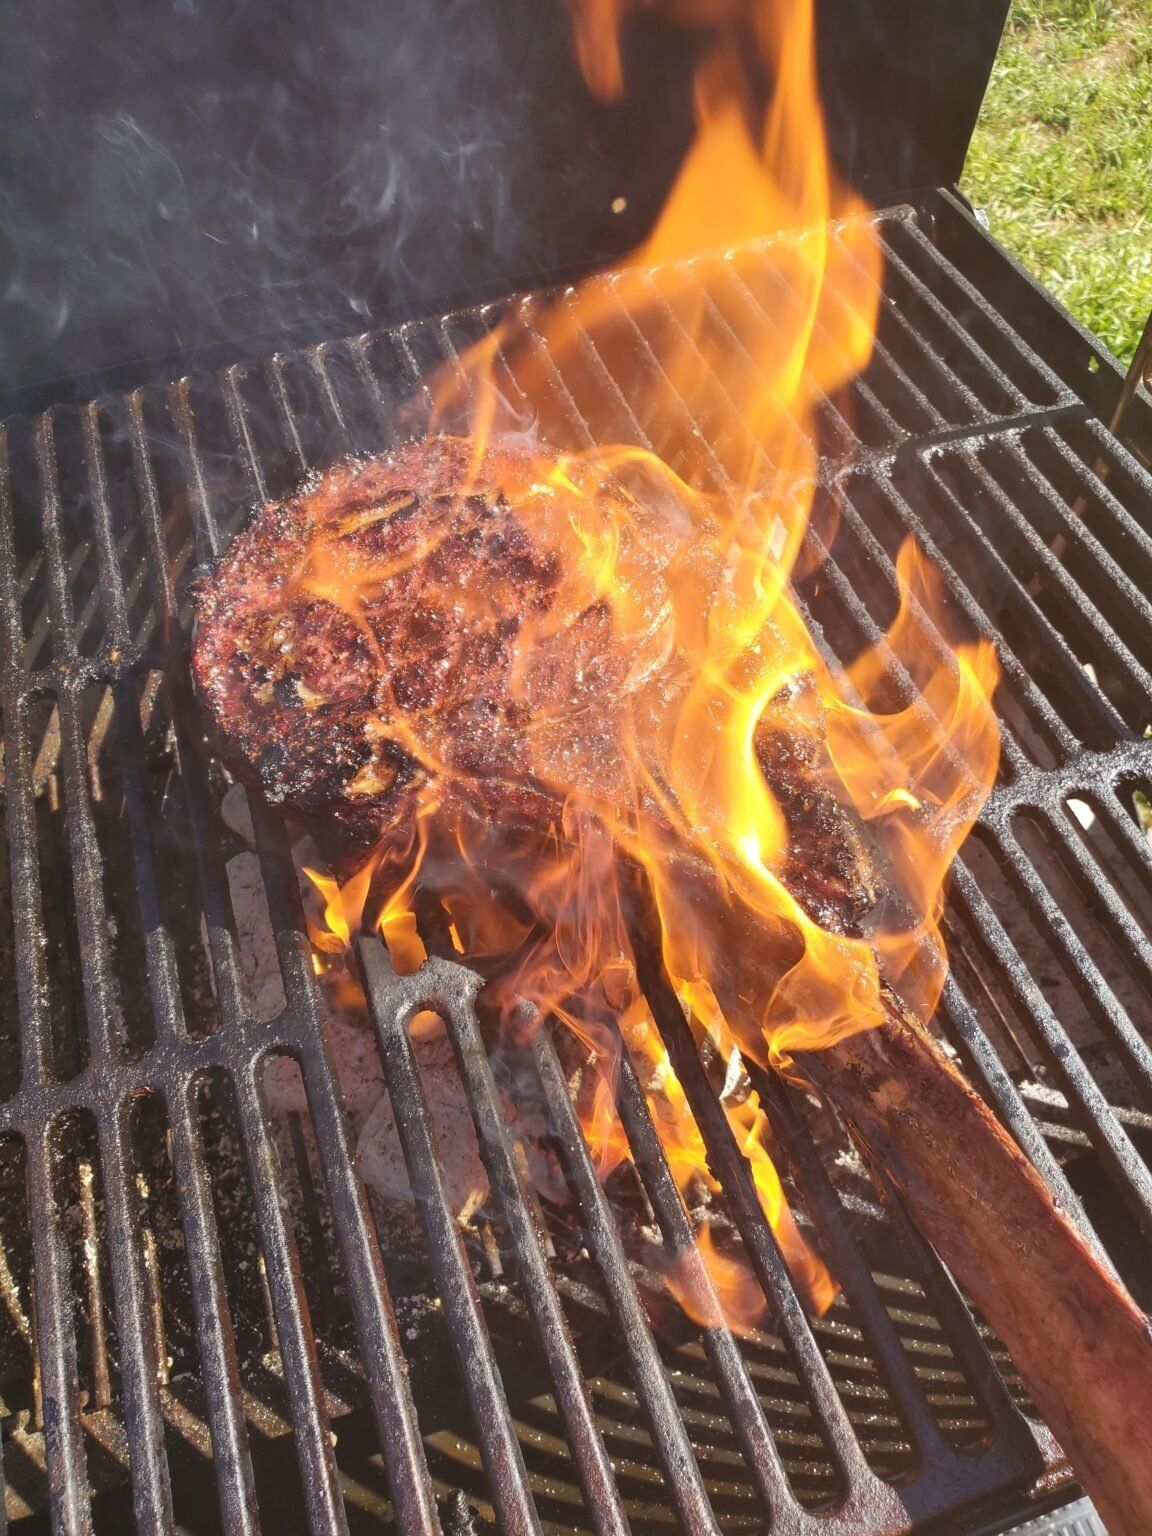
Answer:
[{"xmin": 0, "ymin": 0, "xmax": 1011, "ymax": 413}]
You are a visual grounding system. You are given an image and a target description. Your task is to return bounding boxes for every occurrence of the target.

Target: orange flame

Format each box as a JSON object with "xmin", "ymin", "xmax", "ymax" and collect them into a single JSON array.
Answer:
[
  {"xmin": 578, "ymin": 992, "xmax": 836, "ymax": 1327},
  {"xmin": 296, "ymin": 0, "xmax": 1000, "ymax": 1329},
  {"xmin": 303, "ymin": 788, "xmax": 436, "ymax": 974}
]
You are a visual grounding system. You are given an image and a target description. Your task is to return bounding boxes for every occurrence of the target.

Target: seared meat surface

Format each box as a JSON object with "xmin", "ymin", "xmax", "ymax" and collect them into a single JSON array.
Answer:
[
  {"xmin": 193, "ymin": 434, "xmax": 876, "ymax": 925},
  {"xmin": 194, "ymin": 437, "xmax": 665, "ymax": 865}
]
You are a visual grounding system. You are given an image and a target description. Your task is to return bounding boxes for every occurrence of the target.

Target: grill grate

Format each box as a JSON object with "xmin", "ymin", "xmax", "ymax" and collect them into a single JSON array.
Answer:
[{"xmin": 0, "ymin": 197, "xmax": 1150, "ymax": 1535}]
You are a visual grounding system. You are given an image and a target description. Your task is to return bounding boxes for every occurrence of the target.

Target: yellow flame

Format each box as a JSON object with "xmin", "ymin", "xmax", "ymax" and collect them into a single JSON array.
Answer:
[
  {"xmin": 619, "ymin": 1001, "xmax": 836, "ymax": 1327},
  {"xmin": 302, "ymin": 867, "xmax": 350, "ymax": 952},
  {"xmin": 292, "ymin": 0, "xmax": 1000, "ymax": 1327}
]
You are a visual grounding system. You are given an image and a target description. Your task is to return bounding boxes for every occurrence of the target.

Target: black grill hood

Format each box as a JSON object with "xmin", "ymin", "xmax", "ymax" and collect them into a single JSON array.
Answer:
[{"xmin": 0, "ymin": 0, "xmax": 1010, "ymax": 413}]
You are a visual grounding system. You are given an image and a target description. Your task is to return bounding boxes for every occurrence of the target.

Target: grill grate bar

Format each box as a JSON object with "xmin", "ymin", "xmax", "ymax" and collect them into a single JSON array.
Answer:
[
  {"xmin": 222, "ymin": 368, "xmax": 272, "ymax": 509},
  {"xmin": 167, "ymin": 704, "xmax": 253, "ymax": 1038},
  {"xmin": 76, "ymin": 403, "xmax": 187, "ymax": 1060},
  {"xmin": 871, "ymin": 235, "xmax": 1028, "ymax": 425},
  {"xmin": 1004, "ymin": 435, "xmax": 1152, "ymax": 684},
  {"xmin": 627, "ymin": 899, "xmax": 877, "ymax": 1497},
  {"xmin": 418, "ymin": 967, "xmax": 631, "ymax": 1536},
  {"xmin": 802, "ymin": 513, "xmax": 1036, "ymax": 793},
  {"xmin": 820, "ymin": 230, "xmax": 961, "ymax": 440},
  {"xmin": 316, "ymin": 342, "xmax": 384, "ymax": 458},
  {"xmin": 517, "ymin": 312, "xmax": 606, "ymax": 454},
  {"xmin": 691, "ymin": 261, "xmax": 863, "ymax": 451},
  {"xmin": 744, "ymin": 1068, "xmax": 951, "ymax": 1457},
  {"xmin": 122, "ymin": 394, "xmax": 178, "ymax": 635},
  {"xmin": 933, "ymin": 974, "xmax": 1102, "ymax": 1250},
  {"xmin": 881, "ymin": 220, "xmax": 1069, "ymax": 411},
  {"xmin": 843, "ymin": 320, "xmax": 946, "ymax": 442},
  {"xmin": 1053, "ymin": 418, "xmax": 1152, "ymax": 578},
  {"xmin": 109, "ymin": 682, "xmax": 188, "ymax": 1050},
  {"xmin": 638, "ymin": 265, "xmax": 812, "ymax": 486},
  {"xmin": 605, "ymin": 1019, "xmax": 801, "ymax": 1523},
  {"xmin": 355, "ymin": 938, "xmax": 545, "ymax": 1536},
  {"xmin": 888, "ymin": 455, "xmax": 1122, "ymax": 759},
  {"xmin": 265, "ymin": 355, "xmax": 314, "ymax": 487},
  {"xmin": 229, "ymin": 1060, "xmax": 352, "ymax": 1536},
  {"xmin": 35, "ymin": 414, "xmax": 125, "ymax": 1069},
  {"xmin": 946, "ymin": 860, "xmax": 1152, "ymax": 1231},
  {"xmin": 306, "ymin": 349, "xmax": 355, "ymax": 463},
  {"xmin": 250, "ymin": 811, "xmax": 443, "ymax": 1536},
  {"xmin": 95, "ymin": 1108, "xmax": 177, "ymax": 1535},
  {"xmin": 1034, "ymin": 796, "xmax": 1152, "ymax": 1010},
  {"xmin": 215, "ymin": 379, "xmax": 444, "ymax": 1535},
  {"xmin": 163, "ymin": 1087, "xmax": 263, "ymax": 1535},
  {"xmin": 166, "ymin": 380, "xmax": 222, "ymax": 565},
  {"xmin": 540, "ymin": 279, "xmax": 724, "ymax": 490},
  {"xmin": 25, "ymin": 1131, "xmax": 95, "ymax": 1535},
  {"xmin": 812, "ymin": 269, "xmax": 941, "ymax": 442},
  {"xmin": 347, "ymin": 339, "xmax": 397, "ymax": 447},
  {"xmin": 939, "ymin": 442, "xmax": 1152, "ymax": 716},
  {"xmin": 390, "ymin": 326, "xmax": 440, "ymax": 423},
  {"xmin": 844, "ymin": 457, "xmax": 1101, "ymax": 779},
  {"xmin": 78, "ymin": 405, "xmax": 133, "ymax": 656},
  {"xmin": 610, "ymin": 280, "xmax": 740, "ymax": 492},
  {"xmin": 1078, "ymin": 790, "xmax": 1152, "ymax": 929},
  {"xmin": 0, "ymin": 428, "xmax": 53, "ymax": 1091},
  {"xmin": 549, "ymin": 296, "xmax": 656, "ymax": 448},
  {"xmin": 994, "ymin": 816, "xmax": 1152, "ymax": 1108},
  {"xmin": 523, "ymin": 1017, "xmax": 726, "ymax": 1536}
]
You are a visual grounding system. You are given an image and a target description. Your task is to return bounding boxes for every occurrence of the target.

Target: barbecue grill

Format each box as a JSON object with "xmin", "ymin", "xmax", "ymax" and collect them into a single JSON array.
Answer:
[{"xmin": 1, "ymin": 2, "xmax": 1151, "ymax": 1533}]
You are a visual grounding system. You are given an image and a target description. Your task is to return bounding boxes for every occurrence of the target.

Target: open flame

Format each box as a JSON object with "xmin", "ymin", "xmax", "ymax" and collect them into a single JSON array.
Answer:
[
  {"xmin": 612, "ymin": 993, "xmax": 840, "ymax": 1326},
  {"xmin": 299, "ymin": 0, "xmax": 1000, "ymax": 1330}
]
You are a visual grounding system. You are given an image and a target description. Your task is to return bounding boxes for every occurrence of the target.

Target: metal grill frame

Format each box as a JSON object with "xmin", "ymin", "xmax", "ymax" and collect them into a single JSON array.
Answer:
[{"xmin": 0, "ymin": 190, "xmax": 1149, "ymax": 1536}]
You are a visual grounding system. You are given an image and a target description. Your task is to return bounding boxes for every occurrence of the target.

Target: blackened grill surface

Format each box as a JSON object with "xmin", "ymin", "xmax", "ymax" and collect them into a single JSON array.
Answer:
[{"xmin": 0, "ymin": 193, "xmax": 1150, "ymax": 1536}]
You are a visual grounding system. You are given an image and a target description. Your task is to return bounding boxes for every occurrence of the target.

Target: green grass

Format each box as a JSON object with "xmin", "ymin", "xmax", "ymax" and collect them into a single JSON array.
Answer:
[{"xmin": 963, "ymin": 0, "xmax": 1152, "ymax": 363}]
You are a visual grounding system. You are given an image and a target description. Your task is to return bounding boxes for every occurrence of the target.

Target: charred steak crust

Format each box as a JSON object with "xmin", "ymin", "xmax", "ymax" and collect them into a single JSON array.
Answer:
[
  {"xmin": 192, "ymin": 434, "xmax": 876, "ymax": 922},
  {"xmin": 192, "ymin": 436, "xmax": 666, "ymax": 868}
]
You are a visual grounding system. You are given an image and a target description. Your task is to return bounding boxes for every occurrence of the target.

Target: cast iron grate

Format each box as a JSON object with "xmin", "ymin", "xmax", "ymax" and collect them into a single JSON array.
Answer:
[{"xmin": 0, "ymin": 199, "xmax": 1149, "ymax": 1536}]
